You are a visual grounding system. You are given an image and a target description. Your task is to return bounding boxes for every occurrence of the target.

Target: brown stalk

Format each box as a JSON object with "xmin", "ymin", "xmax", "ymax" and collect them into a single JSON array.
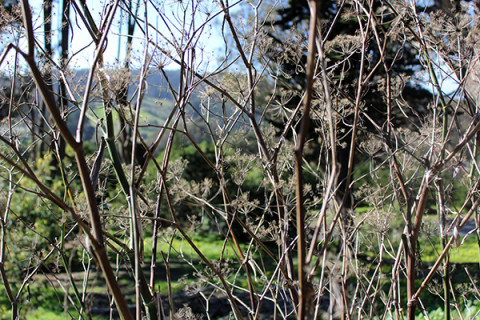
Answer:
[
  {"xmin": 149, "ymin": 110, "xmax": 181, "ymax": 289},
  {"xmin": 162, "ymin": 189, "xmax": 246, "ymax": 320},
  {"xmin": 129, "ymin": 6, "xmax": 154, "ymax": 317},
  {"xmin": 403, "ymin": 120, "xmax": 480, "ymax": 318},
  {"xmin": 294, "ymin": 1, "xmax": 319, "ymax": 319},
  {"xmin": 306, "ymin": 0, "xmax": 338, "ymax": 266},
  {"xmin": 161, "ymin": 251, "xmax": 174, "ymax": 320},
  {"xmin": 435, "ymin": 179, "xmax": 451, "ymax": 320},
  {"xmin": 0, "ymin": 168, "xmax": 17, "ymax": 318},
  {"xmin": 18, "ymin": 1, "xmax": 133, "ymax": 319},
  {"xmin": 150, "ymin": 134, "xmax": 246, "ymax": 320},
  {"xmin": 412, "ymin": 196, "xmax": 480, "ymax": 301},
  {"xmin": 218, "ymin": 0, "xmax": 297, "ymax": 306},
  {"xmin": 76, "ymin": 0, "xmax": 120, "ymax": 142},
  {"xmin": 212, "ymin": 154, "xmax": 258, "ymax": 314},
  {"xmin": 336, "ymin": 4, "xmax": 373, "ymax": 319}
]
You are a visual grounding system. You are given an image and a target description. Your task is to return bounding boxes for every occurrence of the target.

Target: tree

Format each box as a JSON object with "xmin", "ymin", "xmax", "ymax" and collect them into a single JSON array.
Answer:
[
  {"xmin": 268, "ymin": 0, "xmax": 431, "ymax": 204},
  {"xmin": 266, "ymin": 1, "xmax": 435, "ymax": 316},
  {"xmin": 0, "ymin": 0, "xmax": 24, "ymax": 121},
  {"xmin": 115, "ymin": 0, "xmax": 141, "ymax": 164}
]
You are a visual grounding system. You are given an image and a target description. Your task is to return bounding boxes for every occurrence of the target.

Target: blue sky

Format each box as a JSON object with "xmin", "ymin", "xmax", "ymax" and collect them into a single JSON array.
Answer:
[
  {"xmin": 0, "ymin": 0, "xmax": 464, "ymax": 97},
  {"xmin": 0, "ymin": 0, "xmax": 227, "ymax": 72}
]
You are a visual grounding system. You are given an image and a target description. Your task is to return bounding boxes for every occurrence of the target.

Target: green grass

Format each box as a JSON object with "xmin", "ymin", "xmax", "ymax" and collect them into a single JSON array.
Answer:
[
  {"xmin": 418, "ymin": 299, "xmax": 480, "ymax": 319},
  {"xmin": 419, "ymin": 231, "xmax": 479, "ymax": 264},
  {"xmin": 25, "ymin": 308, "xmax": 92, "ymax": 320},
  {"xmin": 144, "ymin": 234, "xmax": 246, "ymax": 262},
  {"xmin": 449, "ymin": 237, "xmax": 479, "ymax": 263},
  {"xmin": 4, "ymin": 226, "xmax": 480, "ymax": 319},
  {"xmin": 375, "ymin": 300, "xmax": 480, "ymax": 320}
]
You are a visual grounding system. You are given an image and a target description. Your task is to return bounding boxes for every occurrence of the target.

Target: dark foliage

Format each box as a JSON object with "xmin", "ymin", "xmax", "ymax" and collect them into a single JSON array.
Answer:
[{"xmin": 267, "ymin": 0, "xmax": 432, "ymax": 206}]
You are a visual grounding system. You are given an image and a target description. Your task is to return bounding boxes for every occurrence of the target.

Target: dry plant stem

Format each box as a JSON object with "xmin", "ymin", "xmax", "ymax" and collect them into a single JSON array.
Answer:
[
  {"xmin": 448, "ymin": 279, "xmax": 464, "ymax": 320},
  {"xmin": 215, "ymin": 164, "xmax": 258, "ymax": 314},
  {"xmin": 148, "ymin": 126, "xmax": 246, "ymax": 319},
  {"xmin": 405, "ymin": 180, "xmax": 480, "ymax": 311},
  {"xmin": 160, "ymin": 184, "xmax": 245, "ymax": 320},
  {"xmin": 59, "ymin": 226, "xmax": 86, "ymax": 317},
  {"xmin": 0, "ymin": 169, "xmax": 17, "ymax": 319},
  {"xmin": 218, "ymin": 0, "xmax": 296, "ymax": 303},
  {"xmin": 315, "ymin": 216, "xmax": 328, "ymax": 317},
  {"xmin": 18, "ymin": 1, "xmax": 133, "ymax": 319},
  {"xmin": 1, "ymin": 45, "xmax": 19, "ymax": 320},
  {"xmin": 383, "ymin": 78, "xmax": 410, "ymax": 320},
  {"xmin": 369, "ymin": 246, "xmax": 385, "ymax": 318},
  {"xmin": 96, "ymin": 54, "xmax": 157, "ymax": 317},
  {"xmin": 399, "ymin": 102, "xmax": 480, "ymax": 318},
  {"xmin": 161, "ymin": 251, "xmax": 174, "ymax": 320},
  {"xmin": 295, "ymin": 1, "xmax": 319, "ymax": 319},
  {"xmin": 436, "ymin": 180, "xmax": 451, "ymax": 320},
  {"xmin": 306, "ymin": 0, "xmax": 338, "ymax": 266},
  {"xmin": 129, "ymin": 5, "xmax": 150, "ymax": 318},
  {"xmin": 145, "ymin": 72, "xmax": 194, "ymax": 287},
  {"xmin": 149, "ymin": 111, "xmax": 181, "ymax": 289},
  {"xmin": 212, "ymin": 138, "xmax": 259, "ymax": 312},
  {"xmin": 74, "ymin": 150, "xmax": 133, "ymax": 320},
  {"xmin": 76, "ymin": 0, "xmax": 119, "ymax": 142},
  {"xmin": 336, "ymin": 4, "xmax": 372, "ymax": 319},
  {"xmin": 7, "ymin": 41, "xmax": 18, "ymax": 141},
  {"xmin": 344, "ymin": 0, "xmax": 370, "ymax": 213},
  {"xmin": 412, "ymin": 196, "xmax": 480, "ymax": 302},
  {"xmin": 384, "ymin": 111, "xmax": 411, "ymax": 318},
  {"xmin": 13, "ymin": 226, "xmax": 79, "ymax": 319},
  {"xmin": 405, "ymin": 180, "xmax": 428, "ymax": 319},
  {"xmin": 464, "ymin": 267, "xmax": 480, "ymax": 297}
]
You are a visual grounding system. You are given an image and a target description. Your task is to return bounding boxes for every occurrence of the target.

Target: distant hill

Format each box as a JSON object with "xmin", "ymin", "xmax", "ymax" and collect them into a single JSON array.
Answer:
[
  {"xmin": 66, "ymin": 68, "xmax": 205, "ymax": 143},
  {"xmin": 0, "ymin": 67, "xmax": 240, "ymax": 145}
]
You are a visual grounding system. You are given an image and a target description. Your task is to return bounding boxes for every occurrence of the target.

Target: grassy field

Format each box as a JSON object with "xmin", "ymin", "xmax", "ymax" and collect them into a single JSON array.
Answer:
[{"xmin": 2, "ymin": 220, "xmax": 480, "ymax": 319}]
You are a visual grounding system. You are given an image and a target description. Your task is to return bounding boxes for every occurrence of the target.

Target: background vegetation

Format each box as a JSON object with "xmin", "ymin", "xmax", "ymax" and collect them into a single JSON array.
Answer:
[{"xmin": 1, "ymin": 0, "xmax": 480, "ymax": 319}]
